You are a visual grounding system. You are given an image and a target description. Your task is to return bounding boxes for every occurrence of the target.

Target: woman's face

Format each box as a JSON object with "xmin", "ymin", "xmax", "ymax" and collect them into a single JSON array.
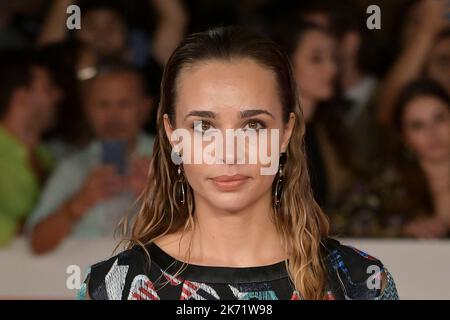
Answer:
[
  {"xmin": 402, "ymin": 95, "xmax": 450, "ymax": 163},
  {"xmin": 164, "ymin": 59, "xmax": 295, "ymax": 213},
  {"xmin": 291, "ymin": 30, "xmax": 337, "ymax": 102},
  {"xmin": 426, "ymin": 37, "xmax": 450, "ymax": 95}
]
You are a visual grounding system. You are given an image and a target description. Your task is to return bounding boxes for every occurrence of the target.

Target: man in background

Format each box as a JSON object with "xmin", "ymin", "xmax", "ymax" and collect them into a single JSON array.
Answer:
[
  {"xmin": 0, "ymin": 50, "xmax": 62, "ymax": 246},
  {"xmin": 28, "ymin": 61, "xmax": 154, "ymax": 254}
]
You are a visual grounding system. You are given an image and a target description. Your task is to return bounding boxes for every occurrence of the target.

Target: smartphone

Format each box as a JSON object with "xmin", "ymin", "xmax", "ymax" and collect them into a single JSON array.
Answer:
[{"xmin": 101, "ymin": 140, "xmax": 127, "ymax": 175}]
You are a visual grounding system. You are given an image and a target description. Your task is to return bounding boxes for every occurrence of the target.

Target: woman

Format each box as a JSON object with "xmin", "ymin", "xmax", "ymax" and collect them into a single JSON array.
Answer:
[
  {"xmin": 38, "ymin": 0, "xmax": 188, "ymax": 68},
  {"xmin": 331, "ymin": 79, "xmax": 450, "ymax": 238},
  {"xmin": 377, "ymin": 0, "xmax": 450, "ymax": 127},
  {"xmin": 38, "ymin": 0, "xmax": 187, "ymax": 148},
  {"xmin": 78, "ymin": 26, "xmax": 398, "ymax": 300},
  {"xmin": 275, "ymin": 21, "xmax": 356, "ymax": 208},
  {"xmin": 392, "ymin": 79, "xmax": 450, "ymax": 238}
]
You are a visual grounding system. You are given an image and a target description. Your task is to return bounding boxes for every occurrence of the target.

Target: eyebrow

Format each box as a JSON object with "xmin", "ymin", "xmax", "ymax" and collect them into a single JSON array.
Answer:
[
  {"xmin": 240, "ymin": 109, "xmax": 274, "ymax": 118},
  {"xmin": 184, "ymin": 110, "xmax": 216, "ymax": 120},
  {"xmin": 184, "ymin": 108, "xmax": 274, "ymax": 120}
]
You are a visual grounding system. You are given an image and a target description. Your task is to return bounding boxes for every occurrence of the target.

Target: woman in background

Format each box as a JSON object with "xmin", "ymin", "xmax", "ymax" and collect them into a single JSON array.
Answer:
[
  {"xmin": 332, "ymin": 79, "xmax": 450, "ymax": 238},
  {"xmin": 392, "ymin": 79, "xmax": 450, "ymax": 238},
  {"xmin": 37, "ymin": 0, "xmax": 188, "ymax": 158},
  {"xmin": 377, "ymin": 0, "xmax": 450, "ymax": 127},
  {"xmin": 275, "ymin": 21, "xmax": 356, "ymax": 209}
]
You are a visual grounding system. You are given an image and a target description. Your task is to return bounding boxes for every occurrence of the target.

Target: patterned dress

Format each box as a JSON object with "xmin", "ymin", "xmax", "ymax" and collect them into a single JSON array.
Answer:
[{"xmin": 77, "ymin": 238, "xmax": 399, "ymax": 300}]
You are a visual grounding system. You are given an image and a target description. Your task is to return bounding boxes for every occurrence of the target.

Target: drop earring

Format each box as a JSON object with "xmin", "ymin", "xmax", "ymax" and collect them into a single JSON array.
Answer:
[
  {"xmin": 172, "ymin": 151, "xmax": 186, "ymax": 206},
  {"xmin": 175, "ymin": 165, "xmax": 186, "ymax": 205},
  {"xmin": 273, "ymin": 152, "xmax": 287, "ymax": 208}
]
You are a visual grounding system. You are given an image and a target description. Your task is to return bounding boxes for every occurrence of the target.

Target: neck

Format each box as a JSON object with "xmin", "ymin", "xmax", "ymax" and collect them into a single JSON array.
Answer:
[
  {"xmin": 299, "ymin": 96, "xmax": 317, "ymax": 123},
  {"xmin": 1, "ymin": 110, "xmax": 41, "ymax": 150},
  {"xmin": 186, "ymin": 191, "xmax": 286, "ymax": 267},
  {"xmin": 420, "ymin": 158, "xmax": 450, "ymax": 193}
]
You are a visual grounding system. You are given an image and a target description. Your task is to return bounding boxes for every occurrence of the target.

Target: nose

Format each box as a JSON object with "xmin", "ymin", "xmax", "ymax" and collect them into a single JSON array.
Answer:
[{"xmin": 216, "ymin": 129, "xmax": 246, "ymax": 164}]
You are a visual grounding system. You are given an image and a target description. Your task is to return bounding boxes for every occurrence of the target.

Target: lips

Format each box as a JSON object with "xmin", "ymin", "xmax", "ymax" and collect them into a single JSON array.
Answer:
[{"xmin": 210, "ymin": 174, "xmax": 250, "ymax": 191}]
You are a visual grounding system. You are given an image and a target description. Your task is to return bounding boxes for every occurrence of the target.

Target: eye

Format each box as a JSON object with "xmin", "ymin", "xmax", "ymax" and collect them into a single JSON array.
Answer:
[
  {"xmin": 408, "ymin": 121, "xmax": 425, "ymax": 131},
  {"xmin": 193, "ymin": 120, "xmax": 214, "ymax": 133},
  {"xmin": 243, "ymin": 119, "xmax": 266, "ymax": 131},
  {"xmin": 434, "ymin": 112, "xmax": 449, "ymax": 124}
]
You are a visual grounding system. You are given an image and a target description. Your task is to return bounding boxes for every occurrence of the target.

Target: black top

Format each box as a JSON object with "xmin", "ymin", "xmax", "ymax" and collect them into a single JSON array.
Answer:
[{"xmin": 80, "ymin": 238, "xmax": 399, "ymax": 300}]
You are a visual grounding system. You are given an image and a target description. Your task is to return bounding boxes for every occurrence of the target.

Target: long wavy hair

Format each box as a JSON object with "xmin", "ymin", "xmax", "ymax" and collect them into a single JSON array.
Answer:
[{"xmin": 120, "ymin": 26, "xmax": 330, "ymax": 299}]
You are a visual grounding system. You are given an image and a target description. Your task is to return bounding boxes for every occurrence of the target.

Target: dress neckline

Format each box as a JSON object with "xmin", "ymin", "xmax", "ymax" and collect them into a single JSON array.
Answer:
[{"xmin": 145, "ymin": 242, "xmax": 290, "ymax": 284}]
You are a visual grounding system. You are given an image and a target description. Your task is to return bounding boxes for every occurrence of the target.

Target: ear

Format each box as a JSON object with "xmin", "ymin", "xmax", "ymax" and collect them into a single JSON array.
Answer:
[
  {"xmin": 280, "ymin": 112, "xmax": 296, "ymax": 153},
  {"xmin": 163, "ymin": 113, "xmax": 176, "ymax": 148}
]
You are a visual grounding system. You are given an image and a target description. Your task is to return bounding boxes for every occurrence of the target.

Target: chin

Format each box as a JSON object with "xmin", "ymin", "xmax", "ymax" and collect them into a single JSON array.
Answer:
[
  {"xmin": 205, "ymin": 192, "xmax": 255, "ymax": 214},
  {"xmin": 319, "ymin": 91, "xmax": 334, "ymax": 101}
]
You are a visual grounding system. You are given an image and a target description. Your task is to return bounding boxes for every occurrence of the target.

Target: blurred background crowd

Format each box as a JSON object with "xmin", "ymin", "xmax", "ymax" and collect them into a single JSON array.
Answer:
[{"xmin": 0, "ymin": 0, "xmax": 449, "ymax": 255}]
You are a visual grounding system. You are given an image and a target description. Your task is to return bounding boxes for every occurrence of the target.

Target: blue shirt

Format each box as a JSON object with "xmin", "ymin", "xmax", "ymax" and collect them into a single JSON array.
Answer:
[{"xmin": 26, "ymin": 134, "xmax": 154, "ymax": 238}]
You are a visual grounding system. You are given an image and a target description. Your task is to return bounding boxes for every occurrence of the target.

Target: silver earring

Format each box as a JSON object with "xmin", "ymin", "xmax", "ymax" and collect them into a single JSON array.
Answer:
[
  {"xmin": 175, "ymin": 164, "xmax": 186, "ymax": 205},
  {"xmin": 273, "ymin": 152, "xmax": 287, "ymax": 208}
]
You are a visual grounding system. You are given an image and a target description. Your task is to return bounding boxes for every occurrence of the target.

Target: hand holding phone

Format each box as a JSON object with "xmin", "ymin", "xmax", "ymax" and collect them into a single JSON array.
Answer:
[
  {"xmin": 101, "ymin": 140, "xmax": 127, "ymax": 175},
  {"xmin": 71, "ymin": 165, "xmax": 126, "ymax": 219}
]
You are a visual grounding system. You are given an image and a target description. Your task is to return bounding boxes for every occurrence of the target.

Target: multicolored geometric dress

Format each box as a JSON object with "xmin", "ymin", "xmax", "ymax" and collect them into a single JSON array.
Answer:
[{"xmin": 77, "ymin": 238, "xmax": 399, "ymax": 300}]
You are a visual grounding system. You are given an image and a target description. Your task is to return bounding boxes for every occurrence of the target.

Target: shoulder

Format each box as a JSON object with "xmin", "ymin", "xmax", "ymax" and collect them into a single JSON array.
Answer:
[
  {"xmin": 25, "ymin": 147, "xmax": 94, "ymax": 231},
  {"xmin": 0, "ymin": 127, "xmax": 18, "ymax": 157},
  {"xmin": 323, "ymin": 238, "xmax": 384, "ymax": 274},
  {"xmin": 322, "ymin": 238, "xmax": 399, "ymax": 300},
  {"xmin": 44, "ymin": 144, "xmax": 96, "ymax": 186},
  {"xmin": 59, "ymin": 143, "xmax": 96, "ymax": 169},
  {"xmin": 36, "ymin": 144, "xmax": 55, "ymax": 172},
  {"xmin": 81, "ymin": 245, "xmax": 152, "ymax": 300}
]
